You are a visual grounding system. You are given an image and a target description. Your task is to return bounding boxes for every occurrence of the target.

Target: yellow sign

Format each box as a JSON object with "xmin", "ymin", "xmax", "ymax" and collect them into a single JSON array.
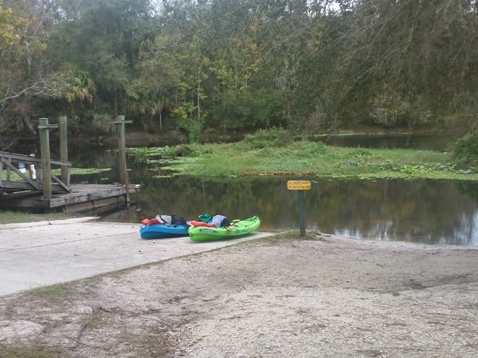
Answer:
[{"xmin": 287, "ymin": 180, "xmax": 311, "ymax": 190}]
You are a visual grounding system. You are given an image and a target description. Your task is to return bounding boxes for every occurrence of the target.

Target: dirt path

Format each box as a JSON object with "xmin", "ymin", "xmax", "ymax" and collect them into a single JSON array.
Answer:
[{"xmin": 1, "ymin": 232, "xmax": 478, "ymax": 357}]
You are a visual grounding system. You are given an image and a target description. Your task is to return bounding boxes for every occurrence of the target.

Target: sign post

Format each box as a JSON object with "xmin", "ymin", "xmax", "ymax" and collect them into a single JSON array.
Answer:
[{"xmin": 287, "ymin": 179, "xmax": 311, "ymax": 236}]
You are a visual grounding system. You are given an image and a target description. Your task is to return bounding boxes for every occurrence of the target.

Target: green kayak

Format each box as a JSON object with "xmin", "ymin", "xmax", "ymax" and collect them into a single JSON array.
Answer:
[{"xmin": 189, "ymin": 216, "xmax": 261, "ymax": 242}]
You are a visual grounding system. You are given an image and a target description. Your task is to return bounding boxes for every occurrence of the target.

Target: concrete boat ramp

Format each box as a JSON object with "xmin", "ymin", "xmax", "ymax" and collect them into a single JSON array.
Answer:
[{"xmin": 0, "ymin": 218, "xmax": 274, "ymax": 297}]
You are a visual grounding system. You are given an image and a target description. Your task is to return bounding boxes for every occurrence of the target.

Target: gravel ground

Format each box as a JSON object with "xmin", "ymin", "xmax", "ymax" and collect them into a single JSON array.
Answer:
[{"xmin": 1, "ymin": 232, "xmax": 478, "ymax": 358}]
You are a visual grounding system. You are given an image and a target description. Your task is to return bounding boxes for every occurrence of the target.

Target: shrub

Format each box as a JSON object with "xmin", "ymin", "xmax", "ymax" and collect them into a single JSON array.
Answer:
[
  {"xmin": 452, "ymin": 130, "xmax": 478, "ymax": 168},
  {"xmin": 242, "ymin": 128, "xmax": 292, "ymax": 149}
]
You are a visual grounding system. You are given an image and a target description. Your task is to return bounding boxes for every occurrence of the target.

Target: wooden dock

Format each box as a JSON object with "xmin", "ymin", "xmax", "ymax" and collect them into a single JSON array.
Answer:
[
  {"xmin": 1, "ymin": 150, "xmax": 139, "ymax": 214},
  {"xmin": 0, "ymin": 183, "xmax": 139, "ymax": 214},
  {"xmin": 1, "ymin": 115, "xmax": 138, "ymax": 215}
]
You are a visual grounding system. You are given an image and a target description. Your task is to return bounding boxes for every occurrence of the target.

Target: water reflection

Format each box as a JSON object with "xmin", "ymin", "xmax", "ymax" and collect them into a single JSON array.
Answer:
[
  {"xmin": 107, "ymin": 176, "xmax": 478, "ymax": 246},
  {"xmin": 322, "ymin": 132, "xmax": 462, "ymax": 151}
]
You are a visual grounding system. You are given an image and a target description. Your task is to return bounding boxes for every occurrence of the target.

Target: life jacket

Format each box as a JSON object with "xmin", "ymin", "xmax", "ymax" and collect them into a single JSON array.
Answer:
[
  {"xmin": 189, "ymin": 220, "xmax": 216, "ymax": 227},
  {"xmin": 141, "ymin": 218, "xmax": 161, "ymax": 226}
]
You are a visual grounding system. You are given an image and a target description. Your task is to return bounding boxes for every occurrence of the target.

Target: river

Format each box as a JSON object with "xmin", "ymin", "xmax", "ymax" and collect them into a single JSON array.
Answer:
[{"xmin": 55, "ymin": 131, "xmax": 477, "ymax": 246}]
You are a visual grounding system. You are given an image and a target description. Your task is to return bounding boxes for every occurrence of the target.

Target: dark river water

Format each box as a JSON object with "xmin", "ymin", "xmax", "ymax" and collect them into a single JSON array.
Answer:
[
  {"xmin": 32, "ymin": 130, "xmax": 474, "ymax": 246},
  {"xmin": 103, "ymin": 176, "xmax": 478, "ymax": 246}
]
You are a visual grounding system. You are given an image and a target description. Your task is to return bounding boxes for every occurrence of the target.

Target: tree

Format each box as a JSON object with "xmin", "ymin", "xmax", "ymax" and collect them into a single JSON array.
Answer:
[
  {"xmin": 126, "ymin": 34, "xmax": 181, "ymax": 132},
  {"xmin": 0, "ymin": 0, "xmax": 71, "ymax": 147},
  {"xmin": 47, "ymin": 0, "xmax": 155, "ymax": 116},
  {"xmin": 338, "ymin": 0, "xmax": 478, "ymax": 126}
]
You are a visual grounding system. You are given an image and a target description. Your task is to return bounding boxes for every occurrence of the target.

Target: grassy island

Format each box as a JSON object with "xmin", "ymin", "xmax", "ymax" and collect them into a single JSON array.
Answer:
[{"xmin": 127, "ymin": 129, "xmax": 478, "ymax": 181}]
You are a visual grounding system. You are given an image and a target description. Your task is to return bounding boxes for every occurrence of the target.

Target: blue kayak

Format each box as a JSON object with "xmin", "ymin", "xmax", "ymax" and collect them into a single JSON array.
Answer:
[{"xmin": 140, "ymin": 224, "xmax": 189, "ymax": 239}]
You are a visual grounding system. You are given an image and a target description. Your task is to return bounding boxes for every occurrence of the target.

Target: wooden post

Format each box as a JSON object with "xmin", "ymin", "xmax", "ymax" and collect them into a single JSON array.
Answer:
[
  {"xmin": 59, "ymin": 115, "xmax": 69, "ymax": 185},
  {"xmin": 109, "ymin": 115, "xmax": 132, "ymax": 208},
  {"xmin": 117, "ymin": 115, "xmax": 127, "ymax": 186},
  {"xmin": 39, "ymin": 118, "xmax": 52, "ymax": 200}
]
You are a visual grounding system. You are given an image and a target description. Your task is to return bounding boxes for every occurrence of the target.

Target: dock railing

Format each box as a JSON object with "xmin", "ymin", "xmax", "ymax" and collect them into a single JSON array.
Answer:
[
  {"xmin": 0, "ymin": 151, "xmax": 72, "ymax": 198},
  {"xmin": 1, "ymin": 115, "xmax": 133, "ymax": 206}
]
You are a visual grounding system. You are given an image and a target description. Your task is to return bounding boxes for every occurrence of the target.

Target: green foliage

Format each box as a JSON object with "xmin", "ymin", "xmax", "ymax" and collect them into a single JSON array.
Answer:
[
  {"xmin": 338, "ymin": 0, "xmax": 478, "ymax": 126},
  {"xmin": 171, "ymin": 103, "xmax": 203, "ymax": 143},
  {"xmin": 452, "ymin": 130, "xmax": 478, "ymax": 169},
  {"xmin": 208, "ymin": 89, "xmax": 284, "ymax": 130},
  {"xmin": 90, "ymin": 114, "xmax": 116, "ymax": 134},
  {"xmin": 2, "ymin": 0, "xmax": 478, "ymax": 145},
  {"xmin": 0, "ymin": 0, "xmax": 69, "ymax": 140},
  {"xmin": 129, "ymin": 134, "xmax": 478, "ymax": 180},
  {"xmin": 45, "ymin": 0, "xmax": 154, "ymax": 116},
  {"xmin": 241, "ymin": 128, "xmax": 292, "ymax": 149},
  {"xmin": 179, "ymin": 119, "xmax": 202, "ymax": 144},
  {"xmin": 369, "ymin": 88, "xmax": 408, "ymax": 127},
  {"xmin": 127, "ymin": 145, "xmax": 198, "ymax": 163},
  {"xmin": 186, "ymin": 120, "xmax": 202, "ymax": 144}
]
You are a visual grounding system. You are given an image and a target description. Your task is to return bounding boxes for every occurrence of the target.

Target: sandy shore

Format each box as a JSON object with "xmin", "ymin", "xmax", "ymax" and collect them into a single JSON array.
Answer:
[{"xmin": 1, "ymin": 232, "xmax": 478, "ymax": 357}]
